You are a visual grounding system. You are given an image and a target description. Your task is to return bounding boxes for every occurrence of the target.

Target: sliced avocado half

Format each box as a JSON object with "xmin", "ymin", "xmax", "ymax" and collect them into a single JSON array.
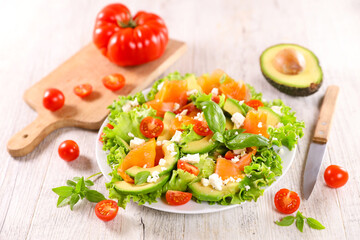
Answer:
[
  {"xmin": 257, "ymin": 107, "xmax": 281, "ymax": 127},
  {"xmin": 181, "ymin": 135, "xmax": 218, "ymax": 154},
  {"xmin": 157, "ymin": 111, "xmax": 176, "ymax": 141},
  {"xmin": 126, "ymin": 141, "xmax": 179, "ymax": 178},
  {"xmin": 188, "ymin": 182, "xmax": 240, "ymax": 202},
  {"xmin": 260, "ymin": 43, "xmax": 323, "ymax": 96}
]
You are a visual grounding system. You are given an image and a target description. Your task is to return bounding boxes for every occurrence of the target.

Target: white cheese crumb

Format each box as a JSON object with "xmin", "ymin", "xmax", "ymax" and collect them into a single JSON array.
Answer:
[
  {"xmin": 245, "ymin": 185, "xmax": 251, "ymax": 191},
  {"xmin": 161, "ymin": 167, "xmax": 167, "ymax": 171},
  {"xmin": 211, "ymin": 88, "xmax": 219, "ymax": 96},
  {"xmin": 231, "ymin": 156, "xmax": 240, "ymax": 163},
  {"xmin": 235, "ymin": 131, "xmax": 239, "ymax": 135},
  {"xmin": 223, "ymin": 177, "xmax": 235, "ymax": 185},
  {"xmin": 166, "ymin": 143, "xmax": 176, "ymax": 153},
  {"xmin": 186, "ymin": 89, "xmax": 198, "ymax": 96},
  {"xmin": 171, "ymin": 130, "xmax": 182, "ymax": 143},
  {"xmin": 143, "ymin": 164, "xmax": 147, "ymax": 168},
  {"xmin": 236, "ymin": 178, "xmax": 241, "ymax": 183},
  {"xmin": 128, "ymin": 132, "xmax": 135, "ymax": 138},
  {"xmin": 158, "ymin": 158, "xmax": 166, "ymax": 166},
  {"xmin": 209, "ymin": 173, "xmax": 223, "ymax": 191},
  {"xmin": 147, "ymin": 171, "xmax": 160, "ymax": 183},
  {"xmin": 202, "ymin": 106, "xmax": 206, "ymax": 109},
  {"xmin": 173, "ymin": 103, "xmax": 180, "ymax": 111},
  {"xmin": 258, "ymin": 122, "xmax": 263, "ymax": 128},
  {"xmin": 276, "ymin": 122, "xmax": 284, "ymax": 128},
  {"xmin": 175, "ymin": 109, "xmax": 188, "ymax": 121},
  {"xmin": 231, "ymin": 112, "xmax": 245, "ymax": 129},
  {"xmin": 239, "ymin": 100, "xmax": 244, "ymax": 105},
  {"xmin": 156, "ymin": 141, "xmax": 162, "ymax": 146},
  {"xmin": 258, "ymin": 133, "xmax": 262, "ymax": 136},
  {"xmin": 246, "ymin": 174, "xmax": 252, "ymax": 178},
  {"xmin": 271, "ymin": 106, "xmax": 283, "ymax": 116},
  {"xmin": 233, "ymin": 148, "xmax": 246, "ymax": 156},
  {"xmin": 122, "ymin": 99, "xmax": 138, "ymax": 112},
  {"xmin": 129, "ymin": 137, "xmax": 145, "ymax": 149},
  {"xmin": 180, "ymin": 153, "xmax": 200, "ymax": 164},
  {"xmin": 157, "ymin": 82, "xmax": 164, "ymax": 91},
  {"xmin": 201, "ymin": 178, "xmax": 210, "ymax": 187},
  {"xmin": 194, "ymin": 112, "xmax": 205, "ymax": 121}
]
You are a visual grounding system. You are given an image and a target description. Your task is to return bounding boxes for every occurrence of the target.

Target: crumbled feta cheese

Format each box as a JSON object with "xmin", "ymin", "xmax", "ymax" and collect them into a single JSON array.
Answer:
[
  {"xmin": 231, "ymin": 112, "xmax": 245, "ymax": 129},
  {"xmin": 180, "ymin": 153, "xmax": 200, "ymax": 164},
  {"xmin": 147, "ymin": 171, "xmax": 160, "ymax": 183},
  {"xmin": 161, "ymin": 167, "xmax": 167, "ymax": 171},
  {"xmin": 143, "ymin": 164, "xmax": 147, "ymax": 168},
  {"xmin": 236, "ymin": 178, "xmax": 241, "ymax": 183},
  {"xmin": 231, "ymin": 156, "xmax": 240, "ymax": 163},
  {"xmin": 258, "ymin": 133, "xmax": 262, "ymax": 136},
  {"xmin": 246, "ymin": 174, "xmax": 252, "ymax": 178},
  {"xmin": 173, "ymin": 103, "xmax": 180, "ymax": 111},
  {"xmin": 177, "ymin": 116, "xmax": 182, "ymax": 121},
  {"xmin": 157, "ymin": 81, "xmax": 164, "ymax": 91},
  {"xmin": 278, "ymin": 148, "xmax": 284, "ymax": 154},
  {"xmin": 166, "ymin": 143, "xmax": 176, "ymax": 153},
  {"xmin": 209, "ymin": 173, "xmax": 223, "ymax": 191},
  {"xmin": 171, "ymin": 130, "xmax": 182, "ymax": 143},
  {"xmin": 129, "ymin": 137, "xmax": 145, "ymax": 149},
  {"xmin": 239, "ymin": 100, "xmax": 244, "ymax": 105},
  {"xmin": 201, "ymin": 178, "xmax": 210, "ymax": 187},
  {"xmin": 245, "ymin": 185, "xmax": 251, "ymax": 191},
  {"xmin": 271, "ymin": 106, "xmax": 283, "ymax": 116},
  {"xmin": 175, "ymin": 109, "xmax": 188, "ymax": 121},
  {"xmin": 211, "ymin": 88, "xmax": 219, "ymax": 96},
  {"xmin": 202, "ymin": 106, "xmax": 206, "ymax": 109},
  {"xmin": 235, "ymin": 131, "xmax": 239, "ymax": 135},
  {"xmin": 272, "ymin": 137, "xmax": 278, "ymax": 141},
  {"xmin": 128, "ymin": 132, "xmax": 135, "ymax": 138},
  {"xmin": 258, "ymin": 122, "xmax": 263, "ymax": 128},
  {"xmin": 223, "ymin": 177, "xmax": 235, "ymax": 185},
  {"xmin": 122, "ymin": 99, "xmax": 138, "ymax": 112},
  {"xmin": 276, "ymin": 122, "xmax": 284, "ymax": 128},
  {"xmin": 233, "ymin": 148, "xmax": 246, "ymax": 156},
  {"xmin": 194, "ymin": 112, "xmax": 205, "ymax": 121},
  {"xmin": 186, "ymin": 89, "xmax": 198, "ymax": 96},
  {"xmin": 158, "ymin": 158, "xmax": 166, "ymax": 166},
  {"xmin": 156, "ymin": 141, "xmax": 162, "ymax": 146}
]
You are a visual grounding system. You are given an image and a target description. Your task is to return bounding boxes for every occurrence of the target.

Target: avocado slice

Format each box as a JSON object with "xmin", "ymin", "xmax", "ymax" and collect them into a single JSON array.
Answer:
[
  {"xmin": 189, "ymin": 182, "xmax": 240, "ymax": 201},
  {"xmin": 126, "ymin": 141, "xmax": 179, "ymax": 178},
  {"xmin": 181, "ymin": 135, "xmax": 218, "ymax": 154},
  {"xmin": 225, "ymin": 117, "xmax": 234, "ymax": 130},
  {"xmin": 114, "ymin": 173, "xmax": 170, "ymax": 195},
  {"xmin": 260, "ymin": 44, "xmax": 323, "ymax": 96},
  {"xmin": 257, "ymin": 107, "xmax": 281, "ymax": 127},
  {"xmin": 157, "ymin": 111, "xmax": 176, "ymax": 141},
  {"xmin": 185, "ymin": 74, "xmax": 203, "ymax": 92},
  {"xmin": 223, "ymin": 98, "xmax": 246, "ymax": 116}
]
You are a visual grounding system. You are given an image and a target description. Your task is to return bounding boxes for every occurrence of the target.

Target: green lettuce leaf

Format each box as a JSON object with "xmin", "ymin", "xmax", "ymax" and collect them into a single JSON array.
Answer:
[
  {"xmin": 162, "ymin": 169, "xmax": 197, "ymax": 192},
  {"xmin": 179, "ymin": 125, "xmax": 203, "ymax": 146},
  {"xmin": 193, "ymin": 154, "xmax": 216, "ymax": 179}
]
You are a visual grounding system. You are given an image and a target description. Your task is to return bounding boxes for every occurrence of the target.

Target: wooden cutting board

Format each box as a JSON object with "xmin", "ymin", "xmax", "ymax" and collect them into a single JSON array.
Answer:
[{"xmin": 7, "ymin": 39, "xmax": 187, "ymax": 157}]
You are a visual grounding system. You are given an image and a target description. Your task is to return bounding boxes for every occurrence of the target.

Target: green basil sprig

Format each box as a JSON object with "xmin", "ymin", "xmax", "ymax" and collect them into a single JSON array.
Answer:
[
  {"xmin": 275, "ymin": 211, "xmax": 325, "ymax": 232},
  {"xmin": 200, "ymin": 101, "xmax": 226, "ymax": 134},
  {"xmin": 52, "ymin": 174, "xmax": 106, "ymax": 210},
  {"xmin": 135, "ymin": 171, "xmax": 151, "ymax": 185},
  {"xmin": 225, "ymin": 133, "xmax": 269, "ymax": 150}
]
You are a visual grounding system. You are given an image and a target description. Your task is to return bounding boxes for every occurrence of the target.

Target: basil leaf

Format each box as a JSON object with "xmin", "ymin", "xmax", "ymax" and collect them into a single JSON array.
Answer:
[
  {"xmin": 306, "ymin": 218, "xmax": 325, "ymax": 230},
  {"xmin": 85, "ymin": 190, "xmax": 106, "ymax": 203},
  {"xmin": 212, "ymin": 132, "xmax": 224, "ymax": 143},
  {"xmin": 66, "ymin": 180, "xmax": 76, "ymax": 187},
  {"xmin": 69, "ymin": 194, "xmax": 80, "ymax": 211},
  {"xmin": 275, "ymin": 216, "xmax": 295, "ymax": 226},
  {"xmin": 135, "ymin": 171, "xmax": 151, "ymax": 185},
  {"xmin": 225, "ymin": 133, "xmax": 269, "ymax": 150},
  {"xmin": 73, "ymin": 177, "xmax": 81, "ymax": 181},
  {"xmin": 296, "ymin": 215, "xmax": 304, "ymax": 232},
  {"xmin": 75, "ymin": 177, "xmax": 85, "ymax": 193},
  {"xmin": 223, "ymin": 129, "xmax": 246, "ymax": 141},
  {"xmin": 201, "ymin": 101, "xmax": 226, "ymax": 134},
  {"xmin": 52, "ymin": 186, "xmax": 74, "ymax": 197},
  {"xmin": 85, "ymin": 180, "xmax": 94, "ymax": 186},
  {"xmin": 57, "ymin": 196, "xmax": 70, "ymax": 208}
]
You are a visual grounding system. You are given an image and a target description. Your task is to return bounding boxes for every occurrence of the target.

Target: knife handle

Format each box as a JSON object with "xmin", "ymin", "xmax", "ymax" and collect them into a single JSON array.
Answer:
[{"xmin": 313, "ymin": 85, "xmax": 340, "ymax": 143}]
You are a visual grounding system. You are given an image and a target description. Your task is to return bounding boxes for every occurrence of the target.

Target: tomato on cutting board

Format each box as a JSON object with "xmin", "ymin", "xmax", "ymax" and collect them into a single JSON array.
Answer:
[
  {"xmin": 95, "ymin": 200, "xmax": 119, "ymax": 221},
  {"xmin": 166, "ymin": 190, "xmax": 192, "ymax": 206},
  {"xmin": 58, "ymin": 140, "xmax": 80, "ymax": 161},
  {"xmin": 74, "ymin": 83, "xmax": 93, "ymax": 98},
  {"xmin": 324, "ymin": 165, "xmax": 349, "ymax": 188},
  {"xmin": 43, "ymin": 88, "xmax": 65, "ymax": 111},
  {"xmin": 102, "ymin": 73, "xmax": 125, "ymax": 91},
  {"xmin": 274, "ymin": 188, "xmax": 300, "ymax": 214},
  {"xmin": 140, "ymin": 116, "xmax": 164, "ymax": 138},
  {"xmin": 93, "ymin": 3, "xmax": 168, "ymax": 66}
]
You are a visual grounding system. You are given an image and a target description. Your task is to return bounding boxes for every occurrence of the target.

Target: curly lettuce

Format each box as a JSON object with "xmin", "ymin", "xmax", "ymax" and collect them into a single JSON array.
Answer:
[{"xmin": 162, "ymin": 169, "xmax": 197, "ymax": 192}]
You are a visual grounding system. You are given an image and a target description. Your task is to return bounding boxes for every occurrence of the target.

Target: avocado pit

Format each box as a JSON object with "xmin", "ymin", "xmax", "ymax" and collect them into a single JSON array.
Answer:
[{"xmin": 272, "ymin": 48, "xmax": 306, "ymax": 75}]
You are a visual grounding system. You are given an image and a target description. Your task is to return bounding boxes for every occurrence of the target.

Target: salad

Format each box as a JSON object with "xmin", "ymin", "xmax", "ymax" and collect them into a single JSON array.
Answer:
[{"xmin": 101, "ymin": 69, "xmax": 304, "ymax": 208}]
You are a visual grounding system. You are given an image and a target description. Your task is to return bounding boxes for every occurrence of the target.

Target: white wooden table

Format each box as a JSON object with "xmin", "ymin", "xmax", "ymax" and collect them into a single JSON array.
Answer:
[{"xmin": 1, "ymin": 0, "xmax": 360, "ymax": 239}]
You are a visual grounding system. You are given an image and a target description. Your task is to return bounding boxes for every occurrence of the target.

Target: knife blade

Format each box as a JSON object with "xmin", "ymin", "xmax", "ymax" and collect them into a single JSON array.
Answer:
[{"xmin": 302, "ymin": 85, "xmax": 339, "ymax": 199}]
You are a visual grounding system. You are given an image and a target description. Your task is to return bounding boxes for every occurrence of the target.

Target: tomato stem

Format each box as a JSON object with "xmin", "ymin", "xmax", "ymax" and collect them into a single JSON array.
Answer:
[
  {"xmin": 117, "ymin": 19, "xmax": 137, "ymax": 28},
  {"xmin": 86, "ymin": 172, "xmax": 103, "ymax": 180}
]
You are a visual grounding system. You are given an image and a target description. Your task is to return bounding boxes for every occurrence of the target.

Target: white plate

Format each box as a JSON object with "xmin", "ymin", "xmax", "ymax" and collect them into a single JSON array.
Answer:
[{"xmin": 95, "ymin": 89, "xmax": 296, "ymax": 214}]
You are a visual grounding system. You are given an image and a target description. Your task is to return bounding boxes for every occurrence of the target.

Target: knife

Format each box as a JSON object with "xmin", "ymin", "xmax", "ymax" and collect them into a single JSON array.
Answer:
[{"xmin": 302, "ymin": 85, "xmax": 339, "ymax": 199}]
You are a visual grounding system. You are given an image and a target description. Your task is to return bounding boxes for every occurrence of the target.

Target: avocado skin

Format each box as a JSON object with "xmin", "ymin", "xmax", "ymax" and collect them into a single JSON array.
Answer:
[{"xmin": 189, "ymin": 182, "xmax": 240, "ymax": 202}]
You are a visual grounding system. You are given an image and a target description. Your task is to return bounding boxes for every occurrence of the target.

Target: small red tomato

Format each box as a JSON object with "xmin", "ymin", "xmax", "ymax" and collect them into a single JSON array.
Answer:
[
  {"xmin": 58, "ymin": 140, "xmax": 80, "ymax": 161},
  {"xmin": 140, "ymin": 116, "xmax": 164, "ymax": 138},
  {"xmin": 106, "ymin": 123, "xmax": 114, "ymax": 129},
  {"xmin": 177, "ymin": 160, "xmax": 200, "ymax": 176},
  {"xmin": 166, "ymin": 190, "xmax": 192, "ymax": 206},
  {"xmin": 211, "ymin": 95, "xmax": 220, "ymax": 104},
  {"xmin": 99, "ymin": 132, "xmax": 106, "ymax": 143},
  {"xmin": 95, "ymin": 200, "xmax": 119, "ymax": 221},
  {"xmin": 102, "ymin": 73, "xmax": 125, "ymax": 91},
  {"xmin": 274, "ymin": 188, "xmax": 300, "ymax": 214},
  {"xmin": 324, "ymin": 165, "xmax": 349, "ymax": 188},
  {"xmin": 224, "ymin": 151, "xmax": 236, "ymax": 160},
  {"xmin": 245, "ymin": 99, "xmax": 264, "ymax": 110},
  {"xmin": 193, "ymin": 120, "xmax": 213, "ymax": 136},
  {"xmin": 43, "ymin": 88, "xmax": 65, "ymax": 111},
  {"xmin": 74, "ymin": 83, "xmax": 93, "ymax": 98}
]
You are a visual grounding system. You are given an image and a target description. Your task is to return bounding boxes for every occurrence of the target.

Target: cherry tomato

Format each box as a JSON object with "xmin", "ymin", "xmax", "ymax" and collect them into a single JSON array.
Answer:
[
  {"xmin": 95, "ymin": 200, "xmax": 119, "ymax": 221},
  {"xmin": 211, "ymin": 95, "xmax": 220, "ymax": 104},
  {"xmin": 74, "ymin": 83, "xmax": 93, "ymax": 98},
  {"xmin": 177, "ymin": 160, "xmax": 200, "ymax": 176},
  {"xmin": 166, "ymin": 190, "xmax": 192, "ymax": 206},
  {"xmin": 324, "ymin": 165, "xmax": 349, "ymax": 188},
  {"xmin": 224, "ymin": 151, "xmax": 236, "ymax": 160},
  {"xmin": 140, "ymin": 116, "xmax": 164, "ymax": 138},
  {"xmin": 102, "ymin": 73, "xmax": 125, "ymax": 91},
  {"xmin": 99, "ymin": 132, "xmax": 106, "ymax": 143},
  {"xmin": 193, "ymin": 120, "xmax": 213, "ymax": 136},
  {"xmin": 58, "ymin": 140, "xmax": 80, "ymax": 161},
  {"xmin": 93, "ymin": 3, "xmax": 168, "ymax": 66},
  {"xmin": 43, "ymin": 88, "xmax": 65, "ymax": 111},
  {"xmin": 274, "ymin": 188, "xmax": 300, "ymax": 214},
  {"xmin": 245, "ymin": 100, "xmax": 264, "ymax": 110}
]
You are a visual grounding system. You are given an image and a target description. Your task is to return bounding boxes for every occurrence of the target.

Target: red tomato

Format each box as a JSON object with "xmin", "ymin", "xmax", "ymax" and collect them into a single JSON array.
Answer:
[
  {"xmin": 274, "ymin": 189, "xmax": 300, "ymax": 214},
  {"xmin": 177, "ymin": 160, "xmax": 200, "ymax": 176},
  {"xmin": 95, "ymin": 200, "xmax": 119, "ymax": 221},
  {"xmin": 224, "ymin": 151, "xmax": 236, "ymax": 160},
  {"xmin": 245, "ymin": 100, "xmax": 264, "ymax": 110},
  {"xmin": 43, "ymin": 88, "xmax": 65, "ymax": 111},
  {"xmin": 93, "ymin": 3, "xmax": 168, "ymax": 66},
  {"xmin": 211, "ymin": 95, "xmax": 220, "ymax": 104},
  {"xmin": 106, "ymin": 123, "xmax": 114, "ymax": 129},
  {"xmin": 140, "ymin": 116, "xmax": 164, "ymax": 138},
  {"xmin": 174, "ymin": 103, "xmax": 200, "ymax": 117},
  {"xmin": 193, "ymin": 120, "xmax": 213, "ymax": 136},
  {"xmin": 166, "ymin": 190, "xmax": 192, "ymax": 206},
  {"xmin": 324, "ymin": 165, "xmax": 349, "ymax": 188},
  {"xmin": 73, "ymin": 83, "xmax": 93, "ymax": 98},
  {"xmin": 58, "ymin": 140, "xmax": 80, "ymax": 161},
  {"xmin": 99, "ymin": 132, "xmax": 106, "ymax": 143},
  {"xmin": 102, "ymin": 73, "xmax": 126, "ymax": 91}
]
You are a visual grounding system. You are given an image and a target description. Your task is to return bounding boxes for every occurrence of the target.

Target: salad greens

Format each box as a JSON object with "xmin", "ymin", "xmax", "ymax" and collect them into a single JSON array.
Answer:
[{"xmin": 275, "ymin": 211, "xmax": 325, "ymax": 232}]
